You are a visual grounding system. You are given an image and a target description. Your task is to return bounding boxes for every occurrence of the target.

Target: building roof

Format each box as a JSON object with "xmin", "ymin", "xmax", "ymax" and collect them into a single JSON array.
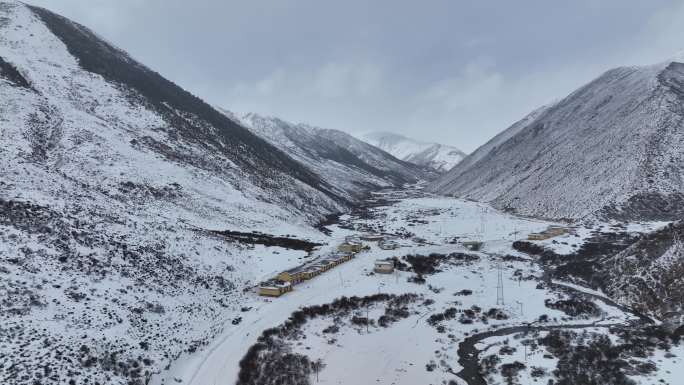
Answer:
[
  {"xmin": 284, "ymin": 265, "xmax": 312, "ymax": 274},
  {"xmin": 260, "ymin": 280, "xmax": 291, "ymax": 289}
]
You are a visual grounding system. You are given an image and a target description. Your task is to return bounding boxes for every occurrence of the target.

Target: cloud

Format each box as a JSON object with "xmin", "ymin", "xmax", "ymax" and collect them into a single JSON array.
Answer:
[
  {"xmin": 26, "ymin": 0, "xmax": 684, "ymax": 153},
  {"xmin": 628, "ymin": 1, "xmax": 684, "ymax": 65},
  {"xmin": 313, "ymin": 62, "xmax": 384, "ymax": 99},
  {"xmin": 420, "ymin": 60, "xmax": 504, "ymax": 112},
  {"xmin": 222, "ymin": 60, "xmax": 387, "ymax": 122}
]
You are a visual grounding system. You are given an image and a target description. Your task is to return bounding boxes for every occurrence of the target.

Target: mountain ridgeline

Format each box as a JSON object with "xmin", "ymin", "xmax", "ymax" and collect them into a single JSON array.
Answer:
[
  {"xmin": 27, "ymin": 4, "xmax": 331, "ymax": 196},
  {"xmin": 0, "ymin": 3, "xmax": 423, "ymax": 384},
  {"xmin": 231, "ymin": 113, "xmax": 430, "ymax": 201},
  {"xmin": 430, "ymin": 60, "xmax": 684, "ymax": 221},
  {"xmin": 2, "ymin": 1, "xmax": 684, "ymax": 384},
  {"xmin": 361, "ymin": 131, "xmax": 466, "ymax": 173}
]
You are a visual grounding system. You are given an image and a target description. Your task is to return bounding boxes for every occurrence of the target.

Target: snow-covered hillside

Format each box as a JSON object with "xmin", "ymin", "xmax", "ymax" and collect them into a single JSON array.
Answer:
[
  {"xmin": 228, "ymin": 112, "xmax": 426, "ymax": 201},
  {"xmin": 445, "ymin": 104, "xmax": 552, "ymax": 176},
  {"xmin": 0, "ymin": 2, "xmax": 363, "ymax": 384},
  {"xmin": 601, "ymin": 221, "xmax": 684, "ymax": 319},
  {"xmin": 169, "ymin": 186, "xmax": 681, "ymax": 385},
  {"xmin": 361, "ymin": 132, "xmax": 466, "ymax": 172},
  {"xmin": 430, "ymin": 59, "xmax": 684, "ymax": 221}
]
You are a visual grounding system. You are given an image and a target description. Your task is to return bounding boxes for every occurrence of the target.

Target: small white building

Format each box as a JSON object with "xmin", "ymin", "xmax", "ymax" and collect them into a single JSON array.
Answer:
[
  {"xmin": 361, "ymin": 233, "xmax": 384, "ymax": 242},
  {"xmin": 378, "ymin": 240, "xmax": 399, "ymax": 250},
  {"xmin": 374, "ymin": 260, "xmax": 394, "ymax": 274},
  {"xmin": 461, "ymin": 240, "xmax": 483, "ymax": 251}
]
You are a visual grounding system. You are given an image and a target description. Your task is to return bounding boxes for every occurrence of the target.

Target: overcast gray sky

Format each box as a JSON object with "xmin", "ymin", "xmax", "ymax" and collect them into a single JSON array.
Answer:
[{"xmin": 29, "ymin": 0, "xmax": 684, "ymax": 152}]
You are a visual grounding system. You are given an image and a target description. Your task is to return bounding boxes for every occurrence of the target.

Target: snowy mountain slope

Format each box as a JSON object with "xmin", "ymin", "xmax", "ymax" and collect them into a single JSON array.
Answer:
[
  {"xmin": 233, "ymin": 113, "xmax": 427, "ymax": 200},
  {"xmin": 429, "ymin": 59, "xmax": 684, "ymax": 221},
  {"xmin": 440, "ymin": 104, "xmax": 552, "ymax": 176},
  {"xmin": 601, "ymin": 222, "xmax": 684, "ymax": 319},
  {"xmin": 24, "ymin": 3, "xmax": 348, "ymax": 206},
  {"xmin": 360, "ymin": 132, "xmax": 466, "ymax": 172},
  {"xmin": 0, "ymin": 2, "xmax": 356, "ymax": 384}
]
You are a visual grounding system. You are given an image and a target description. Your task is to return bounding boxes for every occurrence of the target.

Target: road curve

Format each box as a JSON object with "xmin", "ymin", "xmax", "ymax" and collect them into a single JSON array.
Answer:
[
  {"xmin": 455, "ymin": 280, "xmax": 654, "ymax": 385},
  {"xmin": 455, "ymin": 322, "xmax": 622, "ymax": 385}
]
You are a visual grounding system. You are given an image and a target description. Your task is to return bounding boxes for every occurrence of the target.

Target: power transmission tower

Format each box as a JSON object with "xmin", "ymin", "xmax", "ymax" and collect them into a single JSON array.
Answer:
[{"xmin": 496, "ymin": 262, "xmax": 505, "ymax": 306}]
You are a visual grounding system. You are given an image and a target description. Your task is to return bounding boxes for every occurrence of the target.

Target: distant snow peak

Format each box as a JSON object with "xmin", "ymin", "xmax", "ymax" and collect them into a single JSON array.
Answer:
[
  {"xmin": 360, "ymin": 131, "xmax": 466, "ymax": 172},
  {"xmin": 225, "ymin": 111, "xmax": 426, "ymax": 201}
]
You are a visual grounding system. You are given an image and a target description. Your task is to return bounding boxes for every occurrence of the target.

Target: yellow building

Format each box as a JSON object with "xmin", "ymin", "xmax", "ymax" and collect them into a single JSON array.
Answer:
[
  {"xmin": 277, "ymin": 270, "xmax": 304, "ymax": 284},
  {"xmin": 318, "ymin": 260, "xmax": 334, "ymax": 271},
  {"xmin": 299, "ymin": 267, "xmax": 320, "ymax": 280},
  {"xmin": 528, "ymin": 226, "xmax": 569, "ymax": 241},
  {"xmin": 258, "ymin": 281, "xmax": 293, "ymax": 297},
  {"xmin": 546, "ymin": 226, "xmax": 569, "ymax": 236}
]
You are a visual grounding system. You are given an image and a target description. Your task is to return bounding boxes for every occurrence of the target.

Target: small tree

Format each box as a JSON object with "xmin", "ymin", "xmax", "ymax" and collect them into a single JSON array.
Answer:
[{"xmin": 310, "ymin": 359, "xmax": 326, "ymax": 383}]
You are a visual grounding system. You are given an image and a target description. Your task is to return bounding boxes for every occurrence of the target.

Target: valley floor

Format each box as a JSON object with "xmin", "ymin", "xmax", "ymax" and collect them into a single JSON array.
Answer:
[{"xmin": 156, "ymin": 185, "xmax": 682, "ymax": 385}]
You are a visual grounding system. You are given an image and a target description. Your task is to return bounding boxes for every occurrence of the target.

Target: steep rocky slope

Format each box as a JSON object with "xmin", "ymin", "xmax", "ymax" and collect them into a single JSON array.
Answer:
[
  {"xmin": 233, "ymin": 113, "xmax": 427, "ymax": 201},
  {"xmin": 361, "ymin": 132, "xmax": 466, "ymax": 172},
  {"xmin": 601, "ymin": 222, "xmax": 684, "ymax": 320},
  {"xmin": 0, "ymin": 2, "xmax": 366, "ymax": 384},
  {"xmin": 430, "ymin": 60, "xmax": 684, "ymax": 221}
]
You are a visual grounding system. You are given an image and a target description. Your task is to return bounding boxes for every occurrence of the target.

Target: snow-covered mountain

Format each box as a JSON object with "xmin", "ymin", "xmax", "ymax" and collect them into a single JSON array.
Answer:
[
  {"xmin": 430, "ymin": 59, "xmax": 684, "ymax": 221},
  {"xmin": 360, "ymin": 132, "xmax": 466, "ymax": 172},
  {"xmin": 230, "ymin": 113, "xmax": 427, "ymax": 200},
  {"xmin": 446, "ymin": 104, "xmax": 552, "ymax": 175},
  {"xmin": 0, "ymin": 2, "xmax": 418, "ymax": 384}
]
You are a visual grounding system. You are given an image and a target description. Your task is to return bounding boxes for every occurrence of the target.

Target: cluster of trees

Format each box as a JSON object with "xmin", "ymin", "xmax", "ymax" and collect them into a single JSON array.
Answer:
[
  {"xmin": 537, "ymin": 326, "xmax": 682, "ymax": 385},
  {"xmin": 544, "ymin": 297, "xmax": 602, "ymax": 318},
  {"xmin": 427, "ymin": 305, "xmax": 508, "ymax": 329},
  {"xmin": 237, "ymin": 293, "xmax": 421, "ymax": 385},
  {"xmin": 540, "ymin": 330, "xmax": 637, "ymax": 385}
]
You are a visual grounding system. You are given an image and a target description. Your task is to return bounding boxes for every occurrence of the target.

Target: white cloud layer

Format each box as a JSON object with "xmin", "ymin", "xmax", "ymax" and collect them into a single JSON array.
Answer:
[{"xmin": 28, "ymin": 0, "xmax": 684, "ymax": 152}]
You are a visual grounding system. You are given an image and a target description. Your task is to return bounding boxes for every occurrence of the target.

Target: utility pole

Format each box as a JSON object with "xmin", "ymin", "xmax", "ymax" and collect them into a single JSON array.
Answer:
[
  {"xmin": 516, "ymin": 300, "xmax": 523, "ymax": 316},
  {"xmin": 496, "ymin": 262, "xmax": 505, "ymax": 306},
  {"xmin": 311, "ymin": 359, "xmax": 324, "ymax": 383},
  {"xmin": 513, "ymin": 225, "xmax": 518, "ymax": 241}
]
